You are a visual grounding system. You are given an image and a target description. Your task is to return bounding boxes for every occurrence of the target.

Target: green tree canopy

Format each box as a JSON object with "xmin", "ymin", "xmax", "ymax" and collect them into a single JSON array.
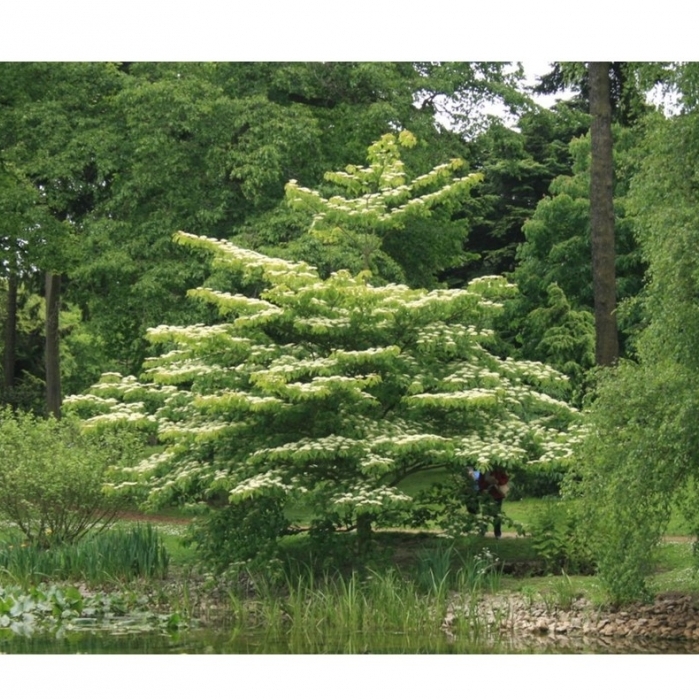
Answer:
[
  {"xmin": 0, "ymin": 62, "xmax": 125, "ymax": 412},
  {"xmin": 572, "ymin": 105, "xmax": 699, "ymax": 602},
  {"xmin": 454, "ymin": 102, "xmax": 591, "ymax": 281},
  {"xmin": 68, "ymin": 61, "xmax": 526, "ymax": 377},
  {"xmin": 500, "ymin": 123, "xmax": 647, "ymax": 397}
]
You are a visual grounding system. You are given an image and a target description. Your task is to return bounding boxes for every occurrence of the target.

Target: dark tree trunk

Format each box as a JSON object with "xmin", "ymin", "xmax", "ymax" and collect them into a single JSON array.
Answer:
[
  {"xmin": 589, "ymin": 62, "xmax": 619, "ymax": 366},
  {"xmin": 3, "ymin": 273, "xmax": 18, "ymax": 394},
  {"xmin": 45, "ymin": 271, "xmax": 61, "ymax": 418}
]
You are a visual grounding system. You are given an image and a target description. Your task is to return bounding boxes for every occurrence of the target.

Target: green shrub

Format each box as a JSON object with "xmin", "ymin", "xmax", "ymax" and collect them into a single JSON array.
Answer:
[
  {"xmin": 0, "ymin": 409, "xmax": 140, "ymax": 548},
  {"xmin": 569, "ymin": 361, "xmax": 697, "ymax": 603},
  {"xmin": 415, "ymin": 543, "xmax": 454, "ymax": 594},
  {"xmin": 529, "ymin": 499, "xmax": 595, "ymax": 575},
  {"xmin": 186, "ymin": 496, "xmax": 289, "ymax": 573}
]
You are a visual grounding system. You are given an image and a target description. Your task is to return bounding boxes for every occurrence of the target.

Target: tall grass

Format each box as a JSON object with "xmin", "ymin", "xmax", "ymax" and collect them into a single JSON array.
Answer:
[
  {"xmin": 0, "ymin": 524, "xmax": 170, "ymax": 585},
  {"xmin": 416, "ymin": 542, "xmax": 502, "ymax": 595},
  {"xmin": 226, "ymin": 564, "xmax": 506, "ymax": 648}
]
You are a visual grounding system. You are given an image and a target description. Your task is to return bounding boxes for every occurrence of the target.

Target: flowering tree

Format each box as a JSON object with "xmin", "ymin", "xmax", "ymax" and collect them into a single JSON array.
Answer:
[
  {"xmin": 67, "ymin": 229, "xmax": 580, "ymax": 554},
  {"xmin": 283, "ymin": 130, "xmax": 481, "ymax": 286}
]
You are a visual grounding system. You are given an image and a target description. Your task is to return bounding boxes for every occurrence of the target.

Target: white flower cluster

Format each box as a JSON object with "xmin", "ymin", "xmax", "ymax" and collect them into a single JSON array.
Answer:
[
  {"xmin": 455, "ymin": 435, "xmax": 527, "ymax": 467},
  {"xmin": 415, "ymin": 322, "xmax": 478, "ymax": 353},
  {"xmin": 194, "ymin": 391, "xmax": 284, "ymax": 414},
  {"xmin": 250, "ymin": 435, "xmax": 361, "ymax": 465},
  {"xmin": 176, "ymin": 231, "xmax": 318, "ymax": 280},
  {"xmin": 442, "ymin": 364, "xmax": 502, "ymax": 387},
  {"xmin": 229, "ymin": 470, "xmax": 295, "ymax": 499},
  {"xmin": 144, "ymin": 360, "xmax": 219, "ymax": 384},
  {"xmin": 122, "ymin": 449, "xmax": 173, "ymax": 475},
  {"xmin": 502, "ymin": 383, "xmax": 575, "ymax": 414},
  {"xmin": 292, "ymin": 316, "xmax": 352, "ymax": 333},
  {"xmin": 63, "ymin": 394, "xmax": 118, "ymax": 410},
  {"xmin": 358, "ymin": 453, "xmax": 396, "ymax": 474},
  {"xmin": 496, "ymin": 356, "xmax": 570, "ymax": 386},
  {"xmin": 147, "ymin": 322, "xmax": 238, "ymax": 344},
  {"xmin": 331, "ymin": 484, "xmax": 411, "ymax": 511},
  {"xmin": 83, "ymin": 404, "xmax": 155, "ymax": 427},
  {"xmin": 332, "ymin": 346, "xmax": 401, "ymax": 363},
  {"xmin": 370, "ymin": 432, "xmax": 448, "ymax": 454},
  {"xmin": 406, "ymin": 388, "xmax": 499, "ymax": 408},
  {"xmin": 288, "ymin": 163, "xmax": 480, "ymax": 228}
]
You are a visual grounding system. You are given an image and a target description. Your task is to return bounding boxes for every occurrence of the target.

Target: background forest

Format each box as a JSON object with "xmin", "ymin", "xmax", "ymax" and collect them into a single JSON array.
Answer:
[{"xmin": 2, "ymin": 61, "xmax": 699, "ymax": 602}]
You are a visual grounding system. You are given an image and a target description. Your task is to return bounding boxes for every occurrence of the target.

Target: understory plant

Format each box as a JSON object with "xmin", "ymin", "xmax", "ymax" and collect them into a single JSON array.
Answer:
[
  {"xmin": 227, "ymin": 567, "xmax": 502, "ymax": 643},
  {"xmin": 528, "ymin": 498, "xmax": 595, "ymax": 575},
  {"xmin": 0, "ymin": 582, "xmax": 183, "ymax": 639},
  {"xmin": 0, "ymin": 409, "xmax": 141, "ymax": 548},
  {"xmin": 415, "ymin": 542, "xmax": 501, "ymax": 595},
  {"xmin": 185, "ymin": 496, "xmax": 288, "ymax": 573}
]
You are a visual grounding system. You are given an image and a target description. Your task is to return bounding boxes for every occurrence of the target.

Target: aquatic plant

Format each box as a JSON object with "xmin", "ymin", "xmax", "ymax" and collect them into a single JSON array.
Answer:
[{"xmin": 0, "ymin": 524, "xmax": 169, "ymax": 585}]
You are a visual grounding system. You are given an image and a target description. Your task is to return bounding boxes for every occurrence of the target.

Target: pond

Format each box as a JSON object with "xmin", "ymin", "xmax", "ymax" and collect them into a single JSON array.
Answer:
[{"xmin": 2, "ymin": 625, "xmax": 698, "ymax": 654}]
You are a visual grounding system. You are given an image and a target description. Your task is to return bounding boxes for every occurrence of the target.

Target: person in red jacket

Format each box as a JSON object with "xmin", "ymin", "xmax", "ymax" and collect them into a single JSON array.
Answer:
[{"xmin": 477, "ymin": 468, "xmax": 509, "ymax": 538}]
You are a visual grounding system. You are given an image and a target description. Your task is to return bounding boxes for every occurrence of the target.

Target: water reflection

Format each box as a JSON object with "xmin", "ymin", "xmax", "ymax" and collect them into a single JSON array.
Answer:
[{"xmin": 2, "ymin": 627, "xmax": 698, "ymax": 654}]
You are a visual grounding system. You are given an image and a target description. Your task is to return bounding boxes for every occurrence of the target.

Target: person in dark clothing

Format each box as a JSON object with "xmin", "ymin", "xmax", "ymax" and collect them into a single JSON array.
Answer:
[{"xmin": 477, "ymin": 468, "xmax": 509, "ymax": 538}]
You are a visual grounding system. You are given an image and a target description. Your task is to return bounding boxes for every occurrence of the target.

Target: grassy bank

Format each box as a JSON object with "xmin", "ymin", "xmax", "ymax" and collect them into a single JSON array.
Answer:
[{"xmin": 0, "ymin": 495, "xmax": 697, "ymax": 646}]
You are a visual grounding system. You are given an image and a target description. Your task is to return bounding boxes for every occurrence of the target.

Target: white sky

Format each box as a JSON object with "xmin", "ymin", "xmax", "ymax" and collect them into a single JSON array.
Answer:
[
  {"xmin": 2, "ymin": 4, "xmax": 686, "ymax": 122},
  {"xmin": 2, "ymin": 2, "xmax": 699, "ymax": 62}
]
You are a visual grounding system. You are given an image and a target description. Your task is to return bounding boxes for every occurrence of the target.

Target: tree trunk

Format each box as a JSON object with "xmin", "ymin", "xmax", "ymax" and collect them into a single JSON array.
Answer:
[
  {"xmin": 589, "ymin": 62, "xmax": 619, "ymax": 366},
  {"xmin": 3, "ymin": 273, "xmax": 18, "ymax": 394},
  {"xmin": 45, "ymin": 271, "xmax": 61, "ymax": 418}
]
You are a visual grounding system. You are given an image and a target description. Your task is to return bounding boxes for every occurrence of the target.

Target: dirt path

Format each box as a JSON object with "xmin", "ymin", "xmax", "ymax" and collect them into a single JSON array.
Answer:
[{"xmin": 115, "ymin": 511, "xmax": 192, "ymax": 525}]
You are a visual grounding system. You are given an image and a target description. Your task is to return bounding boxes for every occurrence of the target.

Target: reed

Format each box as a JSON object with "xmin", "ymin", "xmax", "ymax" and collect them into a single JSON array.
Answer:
[
  {"xmin": 227, "ymin": 566, "xmax": 504, "ymax": 645},
  {"xmin": 0, "ymin": 524, "xmax": 170, "ymax": 585}
]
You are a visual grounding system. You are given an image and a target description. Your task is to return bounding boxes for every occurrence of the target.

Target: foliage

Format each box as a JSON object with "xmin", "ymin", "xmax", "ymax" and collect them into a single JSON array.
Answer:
[
  {"xmin": 185, "ymin": 497, "xmax": 288, "ymax": 573},
  {"xmin": 415, "ymin": 542, "xmax": 501, "ymax": 595},
  {"xmin": 0, "ymin": 524, "xmax": 169, "ymax": 585},
  {"xmin": 0, "ymin": 63, "xmax": 128, "ymax": 411},
  {"xmin": 0, "ymin": 583, "xmax": 85, "ymax": 636},
  {"xmin": 456, "ymin": 103, "xmax": 591, "ymax": 281},
  {"xmin": 0, "ymin": 582, "xmax": 181, "ymax": 639},
  {"xmin": 226, "ymin": 566, "xmax": 503, "ymax": 646},
  {"xmin": 507, "ymin": 458, "xmax": 569, "ymax": 499},
  {"xmin": 528, "ymin": 498, "xmax": 595, "ymax": 575},
  {"xmin": 533, "ymin": 62, "xmax": 661, "ymax": 127},
  {"xmin": 0, "ymin": 285, "xmax": 110, "ymax": 413},
  {"xmin": 572, "ymin": 108, "xmax": 699, "ymax": 603},
  {"xmin": 501, "ymin": 123, "xmax": 647, "ymax": 397},
  {"xmin": 283, "ymin": 131, "xmax": 481, "ymax": 286},
  {"xmin": 407, "ymin": 472, "xmax": 520, "ymax": 539},
  {"xmin": 68, "ymin": 230, "xmax": 581, "ymax": 566},
  {"xmin": 0, "ymin": 410, "xmax": 140, "ymax": 548},
  {"xmin": 568, "ymin": 363, "xmax": 687, "ymax": 603},
  {"xmin": 17, "ymin": 61, "xmax": 523, "ymax": 381},
  {"xmin": 507, "ymin": 284, "xmax": 595, "ymax": 406}
]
